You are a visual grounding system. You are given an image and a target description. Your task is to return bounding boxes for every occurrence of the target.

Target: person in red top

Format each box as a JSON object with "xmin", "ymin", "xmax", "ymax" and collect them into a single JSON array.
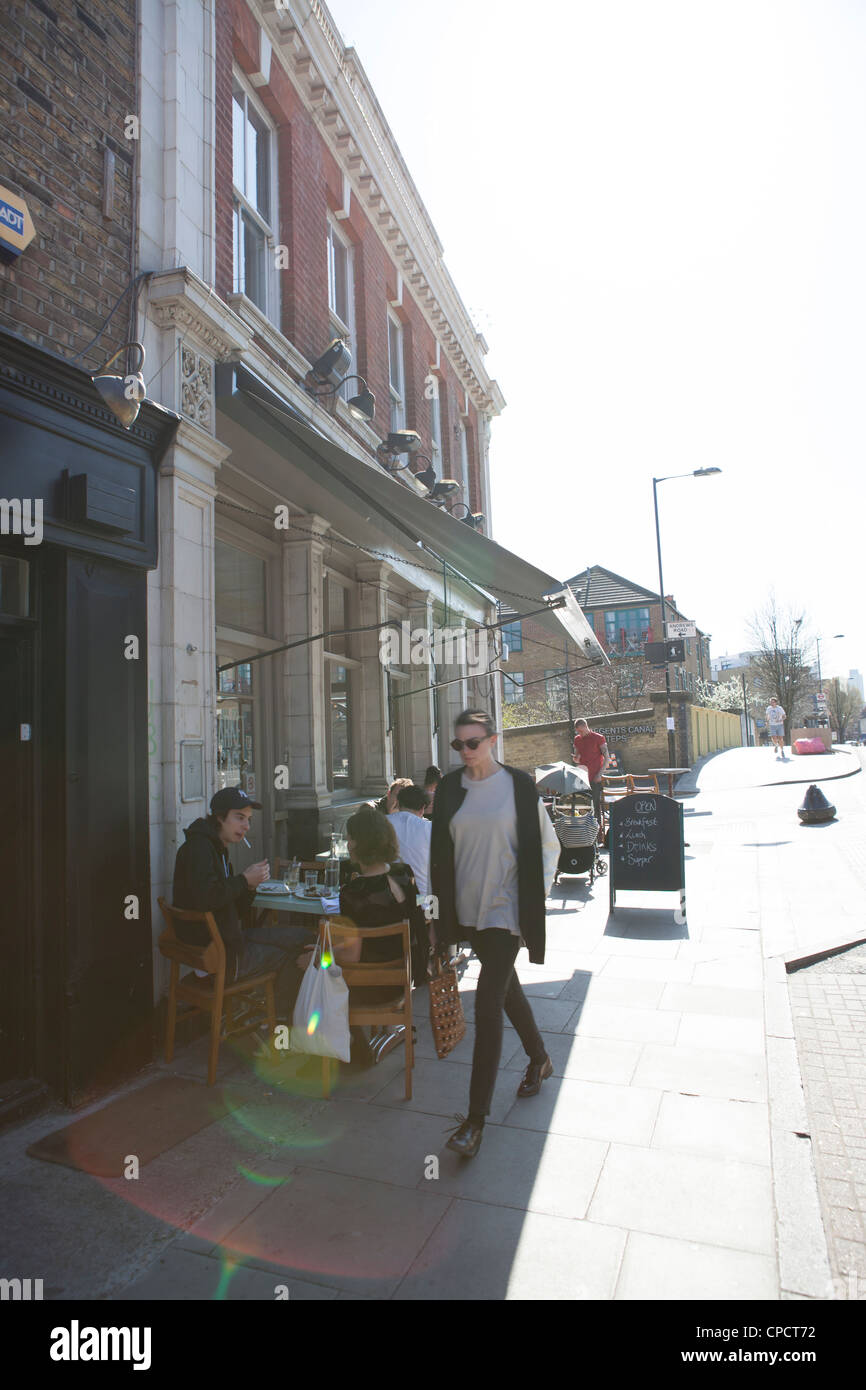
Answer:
[{"xmin": 573, "ymin": 718, "xmax": 611, "ymax": 819}]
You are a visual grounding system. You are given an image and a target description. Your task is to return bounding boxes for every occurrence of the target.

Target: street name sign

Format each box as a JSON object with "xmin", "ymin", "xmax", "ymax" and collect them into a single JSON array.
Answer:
[{"xmin": 665, "ymin": 620, "xmax": 696, "ymax": 638}]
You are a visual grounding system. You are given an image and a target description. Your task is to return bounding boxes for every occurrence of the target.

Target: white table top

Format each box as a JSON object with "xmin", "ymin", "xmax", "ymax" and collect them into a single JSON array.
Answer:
[{"xmin": 253, "ymin": 887, "xmax": 339, "ymax": 916}]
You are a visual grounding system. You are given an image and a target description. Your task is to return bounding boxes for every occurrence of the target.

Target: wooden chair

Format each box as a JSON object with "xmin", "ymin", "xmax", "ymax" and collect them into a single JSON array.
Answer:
[
  {"xmin": 157, "ymin": 898, "xmax": 278, "ymax": 1087},
  {"xmin": 600, "ymin": 774, "xmax": 631, "ymax": 840},
  {"xmin": 315, "ymin": 914, "xmax": 414, "ymax": 1101},
  {"xmin": 626, "ymin": 773, "xmax": 659, "ymax": 794}
]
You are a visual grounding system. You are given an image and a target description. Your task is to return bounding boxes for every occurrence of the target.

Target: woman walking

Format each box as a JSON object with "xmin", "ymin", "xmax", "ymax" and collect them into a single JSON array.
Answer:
[{"xmin": 431, "ymin": 709, "xmax": 560, "ymax": 1158}]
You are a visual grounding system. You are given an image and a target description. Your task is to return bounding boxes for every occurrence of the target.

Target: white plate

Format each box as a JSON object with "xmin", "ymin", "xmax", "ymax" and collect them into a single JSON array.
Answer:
[{"xmin": 258, "ymin": 882, "xmax": 290, "ymax": 894}]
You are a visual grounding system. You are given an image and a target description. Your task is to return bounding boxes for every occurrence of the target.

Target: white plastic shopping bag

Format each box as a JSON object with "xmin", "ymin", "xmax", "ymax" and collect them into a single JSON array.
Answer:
[{"xmin": 290, "ymin": 921, "xmax": 351, "ymax": 1062}]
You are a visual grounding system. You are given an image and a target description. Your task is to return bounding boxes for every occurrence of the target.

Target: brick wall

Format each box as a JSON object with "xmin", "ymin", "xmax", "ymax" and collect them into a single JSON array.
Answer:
[
  {"xmin": 0, "ymin": 0, "xmax": 137, "ymax": 362},
  {"xmin": 503, "ymin": 692, "xmax": 738, "ymax": 774}
]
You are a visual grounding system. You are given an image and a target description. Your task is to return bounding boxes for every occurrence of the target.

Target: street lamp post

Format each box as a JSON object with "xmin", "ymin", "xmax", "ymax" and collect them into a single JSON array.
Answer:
[{"xmin": 652, "ymin": 468, "xmax": 722, "ymax": 767}]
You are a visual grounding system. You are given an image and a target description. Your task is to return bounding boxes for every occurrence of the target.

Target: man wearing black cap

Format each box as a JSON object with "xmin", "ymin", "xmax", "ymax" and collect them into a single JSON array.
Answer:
[{"xmin": 172, "ymin": 786, "xmax": 311, "ymax": 1019}]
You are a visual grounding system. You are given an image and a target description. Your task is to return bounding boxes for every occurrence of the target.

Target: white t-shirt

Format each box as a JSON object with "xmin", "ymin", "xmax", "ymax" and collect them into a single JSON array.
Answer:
[
  {"xmin": 450, "ymin": 767, "xmax": 560, "ymax": 934},
  {"xmin": 766, "ymin": 704, "xmax": 786, "ymax": 728},
  {"xmin": 388, "ymin": 810, "xmax": 431, "ymax": 894}
]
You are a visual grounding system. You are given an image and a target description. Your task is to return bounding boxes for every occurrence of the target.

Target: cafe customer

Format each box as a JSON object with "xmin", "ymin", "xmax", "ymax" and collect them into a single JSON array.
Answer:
[
  {"xmin": 172, "ymin": 786, "xmax": 311, "ymax": 1021},
  {"xmin": 296, "ymin": 806, "xmax": 428, "ymax": 1065},
  {"xmin": 388, "ymin": 784, "xmax": 432, "ymax": 894}
]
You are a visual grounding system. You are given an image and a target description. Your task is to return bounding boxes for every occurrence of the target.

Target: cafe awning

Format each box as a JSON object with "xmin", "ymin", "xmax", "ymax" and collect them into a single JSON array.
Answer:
[{"xmin": 215, "ymin": 361, "xmax": 606, "ymax": 661}]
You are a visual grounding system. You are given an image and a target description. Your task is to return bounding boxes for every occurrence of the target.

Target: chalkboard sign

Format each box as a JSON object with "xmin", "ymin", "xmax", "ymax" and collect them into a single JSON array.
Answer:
[{"xmin": 609, "ymin": 793, "xmax": 685, "ymax": 916}]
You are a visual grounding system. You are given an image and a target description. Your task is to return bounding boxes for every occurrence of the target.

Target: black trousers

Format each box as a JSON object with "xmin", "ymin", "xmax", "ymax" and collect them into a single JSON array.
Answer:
[{"xmin": 467, "ymin": 928, "xmax": 546, "ymax": 1118}]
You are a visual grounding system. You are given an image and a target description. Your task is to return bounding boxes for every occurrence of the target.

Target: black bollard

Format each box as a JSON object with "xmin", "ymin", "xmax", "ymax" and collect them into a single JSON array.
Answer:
[{"xmin": 797, "ymin": 783, "xmax": 836, "ymax": 824}]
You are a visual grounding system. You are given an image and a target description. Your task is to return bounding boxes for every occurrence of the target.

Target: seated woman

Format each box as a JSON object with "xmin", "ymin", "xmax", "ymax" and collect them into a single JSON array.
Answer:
[{"xmin": 298, "ymin": 806, "xmax": 428, "ymax": 1067}]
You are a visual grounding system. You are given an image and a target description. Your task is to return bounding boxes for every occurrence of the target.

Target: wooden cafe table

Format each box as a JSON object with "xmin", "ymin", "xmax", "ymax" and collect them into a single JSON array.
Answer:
[{"xmin": 647, "ymin": 767, "xmax": 691, "ymax": 798}]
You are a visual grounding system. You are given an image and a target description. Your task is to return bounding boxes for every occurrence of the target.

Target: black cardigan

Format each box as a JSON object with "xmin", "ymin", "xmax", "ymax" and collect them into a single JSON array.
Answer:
[{"xmin": 429, "ymin": 763, "xmax": 546, "ymax": 964}]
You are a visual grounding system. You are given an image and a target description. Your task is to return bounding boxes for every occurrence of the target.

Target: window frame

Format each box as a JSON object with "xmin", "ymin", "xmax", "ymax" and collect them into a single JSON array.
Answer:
[
  {"xmin": 387, "ymin": 311, "xmax": 405, "ymax": 432},
  {"xmin": 503, "ymin": 671, "xmax": 525, "ymax": 704},
  {"xmin": 327, "ymin": 218, "xmax": 356, "ymax": 401},
  {"xmin": 231, "ymin": 71, "xmax": 280, "ymax": 324},
  {"xmin": 500, "ymin": 619, "xmax": 523, "ymax": 653},
  {"xmin": 456, "ymin": 418, "xmax": 469, "ymax": 501},
  {"xmin": 429, "ymin": 376, "xmax": 442, "ymax": 470}
]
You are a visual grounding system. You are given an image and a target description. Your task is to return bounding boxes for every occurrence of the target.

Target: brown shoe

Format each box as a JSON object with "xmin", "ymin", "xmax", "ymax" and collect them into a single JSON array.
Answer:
[{"xmin": 517, "ymin": 1055, "xmax": 554, "ymax": 1098}]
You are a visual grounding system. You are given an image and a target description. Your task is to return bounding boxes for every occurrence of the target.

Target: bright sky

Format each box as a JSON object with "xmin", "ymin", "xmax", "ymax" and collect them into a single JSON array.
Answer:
[{"xmin": 327, "ymin": 0, "xmax": 865, "ymax": 686}]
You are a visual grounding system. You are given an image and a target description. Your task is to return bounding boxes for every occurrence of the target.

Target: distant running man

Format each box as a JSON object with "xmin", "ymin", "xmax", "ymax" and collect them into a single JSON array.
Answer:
[{"xmin": 766, "ymin": 697, "xmax": 786, "ymax": 757}]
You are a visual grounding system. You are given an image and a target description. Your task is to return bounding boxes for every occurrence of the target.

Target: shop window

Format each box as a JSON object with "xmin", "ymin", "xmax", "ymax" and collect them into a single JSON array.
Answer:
[
  {"xmin": 215, "ymin": 540, "xmax": 266, "ymax": 634},
  {"xmin": 217, "ymin": 662, "xmax": 257, "ymax": 797},
  {"xmin": 324, "ymin": 577, "xmax": 353, "ymax": 786}
]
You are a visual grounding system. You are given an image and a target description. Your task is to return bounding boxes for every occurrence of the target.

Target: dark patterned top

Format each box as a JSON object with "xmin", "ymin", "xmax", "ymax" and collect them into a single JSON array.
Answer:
[{"xmin": 339, "ymin": 863, "xmax": 424, "ymax": 1000}]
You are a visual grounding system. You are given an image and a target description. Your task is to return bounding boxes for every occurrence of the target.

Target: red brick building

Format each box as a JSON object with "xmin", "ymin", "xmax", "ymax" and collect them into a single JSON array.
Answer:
[{"xmin": 502, "ymin": 565, "xmax": 712, "ymax": 718}]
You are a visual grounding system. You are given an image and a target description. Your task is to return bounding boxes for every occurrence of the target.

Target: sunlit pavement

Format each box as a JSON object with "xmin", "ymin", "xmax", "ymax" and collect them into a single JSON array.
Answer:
[{"xmin": 0, "ymin": 746, "xmax": 863, "ymax": 1299}]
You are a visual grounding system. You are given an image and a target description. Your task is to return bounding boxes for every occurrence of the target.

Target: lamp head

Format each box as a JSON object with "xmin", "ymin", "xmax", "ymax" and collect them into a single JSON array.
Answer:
[
  {"xmin": 92, "ymin": 342, "xmax": 146, "ymax": 428},
  {"xmin": 382, "ymin": 430, "xmax": 421, "ymax": 455},
  {"xmin": 347, "ymin": 386, "xmax": 375, "ymax": 423},
  {"xmin": 693, "ymin": 467, "xmax": 722, "ymax": 476},
  {"xmin": 429, "ymin": 479, "xmax": 461, "ymax": 501},
  {"xmin": 311, "ymin": 338, "xmax": 351, "ymax": 386}
]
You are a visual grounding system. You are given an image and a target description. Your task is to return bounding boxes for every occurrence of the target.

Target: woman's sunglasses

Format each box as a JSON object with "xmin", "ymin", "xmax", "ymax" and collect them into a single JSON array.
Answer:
[{"xmin": 451, "ymin": 736, "xmax": 490, "ymax": 752}]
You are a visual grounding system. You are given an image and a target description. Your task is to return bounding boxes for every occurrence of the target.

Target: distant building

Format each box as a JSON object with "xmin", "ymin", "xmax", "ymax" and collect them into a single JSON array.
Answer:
[
  {"xmin": 849, "ymin": 669, "xmax": 864, "ymax": 700},
  {"xmin": 501, "ymin": 564, "xmax": 712, "ymax": 716}
]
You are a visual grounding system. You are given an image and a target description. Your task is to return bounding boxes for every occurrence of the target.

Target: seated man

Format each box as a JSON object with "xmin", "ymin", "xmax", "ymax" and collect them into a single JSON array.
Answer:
[
  {"xmin": 388, "ymin": 784, "xmax": 432, "ymax": 895},
  {"xmin": 172, "ymin": 786, "xmax": 312, "ymax": 1022}
]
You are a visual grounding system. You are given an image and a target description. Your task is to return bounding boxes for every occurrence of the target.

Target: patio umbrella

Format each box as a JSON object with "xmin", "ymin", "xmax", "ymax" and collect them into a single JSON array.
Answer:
[{"xmin": 534, "ymin": 762, "xmax": 591, "ymax": 796}]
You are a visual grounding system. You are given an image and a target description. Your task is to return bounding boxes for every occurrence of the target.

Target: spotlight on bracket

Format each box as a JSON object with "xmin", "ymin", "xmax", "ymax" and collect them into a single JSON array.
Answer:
[
  {"xmin": 311, "ymin": 337, "xmax": 351, "ymax": 386},
  {"xmin": 428, "ymin": 479, "xmax": 461, "ymax": 502},
  {"xmin": 92, "ymin": 341, "xmax": 147, "ymax": 428},
  {"xmin": 380, "ymin": 431, "xmax": 421, "ymax": 456}
]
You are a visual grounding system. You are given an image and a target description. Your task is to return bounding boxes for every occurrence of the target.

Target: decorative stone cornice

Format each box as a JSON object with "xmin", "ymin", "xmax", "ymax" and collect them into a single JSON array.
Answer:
[
  {"xmin": 257, "ymin": 0, "xmax": 505, "ymax": 417},
  {"xmin": 147, "ymin": 268, "xmax": 251, "ymax": 361}
]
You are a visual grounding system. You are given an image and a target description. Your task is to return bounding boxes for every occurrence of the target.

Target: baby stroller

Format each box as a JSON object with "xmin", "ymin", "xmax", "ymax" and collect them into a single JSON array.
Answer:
[{"xmin": 552, "ymin": 791, "xmax": 607, "ymax": 885}]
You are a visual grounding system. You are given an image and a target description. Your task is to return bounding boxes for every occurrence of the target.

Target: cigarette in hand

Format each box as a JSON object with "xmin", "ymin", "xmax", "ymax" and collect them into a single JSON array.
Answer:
[{"xmin": 243, "ymin": 836, "xmax": 252, "ymax": 848}]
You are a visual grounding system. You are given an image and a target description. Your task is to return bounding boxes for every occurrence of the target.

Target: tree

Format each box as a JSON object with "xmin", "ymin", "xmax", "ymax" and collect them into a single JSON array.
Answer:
[
  {"xmin": 565, "ymin": 654, "xmax": 648, "ymax": 716},
  {"xmin": 825, "ymin": 678, "xmax": 861, "ymax": 743},
  {"xmin": 748, "ymin": 598, "xmax": 813, "ymax": 738},
  {"xmin": 693, "ymin": 676, "xmax": 743, "ymax": 712}
]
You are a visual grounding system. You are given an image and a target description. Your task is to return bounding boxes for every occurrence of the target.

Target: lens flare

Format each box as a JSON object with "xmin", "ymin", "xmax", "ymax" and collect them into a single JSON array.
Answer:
[
  {"xmin": 306, "ymin": 1011, "xmax": 320, "ymax": 1036},
  {"xmin": 321, "ymin": 951, "xmax": 333, "ymax": 969}
]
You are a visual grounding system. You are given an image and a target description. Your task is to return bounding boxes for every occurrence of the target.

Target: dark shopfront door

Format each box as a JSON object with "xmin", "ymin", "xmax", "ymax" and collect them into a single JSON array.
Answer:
[{"xmin": 0, "ymin": 627, "xmax": 34, "ymax": 1091}]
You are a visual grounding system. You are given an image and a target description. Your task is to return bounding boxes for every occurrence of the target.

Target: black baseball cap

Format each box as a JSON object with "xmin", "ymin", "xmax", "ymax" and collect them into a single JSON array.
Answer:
[{"xmin": 210, "ymin": 786, "xmax": 262, "ymax": 814}]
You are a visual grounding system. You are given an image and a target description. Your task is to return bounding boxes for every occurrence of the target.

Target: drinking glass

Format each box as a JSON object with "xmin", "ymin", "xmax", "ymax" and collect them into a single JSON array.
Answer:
[
  {"xmin": 304, "ymin": 870, "xmax": 319, "ymax": 895},
  {"xmin": 285, "ymin": 859, "xmax": 300, "ymax": 893},
  {"xmin": 324, "ymin": 858, "xmax": 340, "ymax": 893}
]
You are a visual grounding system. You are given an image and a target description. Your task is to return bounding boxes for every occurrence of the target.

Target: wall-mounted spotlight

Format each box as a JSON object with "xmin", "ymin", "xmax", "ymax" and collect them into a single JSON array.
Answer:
[
  {"xmin": 310, "ymin": 337, "xmax": 351, "ymax": 386},
  {"xmin": 91, "ymin": 341, "xmax": 147, "ymax": 428},
  {"xmin": 305, "ymin": 339, "xmax": 375, "ymax": 423},
  {"xmin": 378, "ymin": 430, "xmax": 422, "ymax": 460},
  {"xmin": 428, "ymin": 479, "xmax": 462, "ymax": 502},
  {"xmin": 445, "ymin": 501, "xmax": 485, "ymax": 529}
]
